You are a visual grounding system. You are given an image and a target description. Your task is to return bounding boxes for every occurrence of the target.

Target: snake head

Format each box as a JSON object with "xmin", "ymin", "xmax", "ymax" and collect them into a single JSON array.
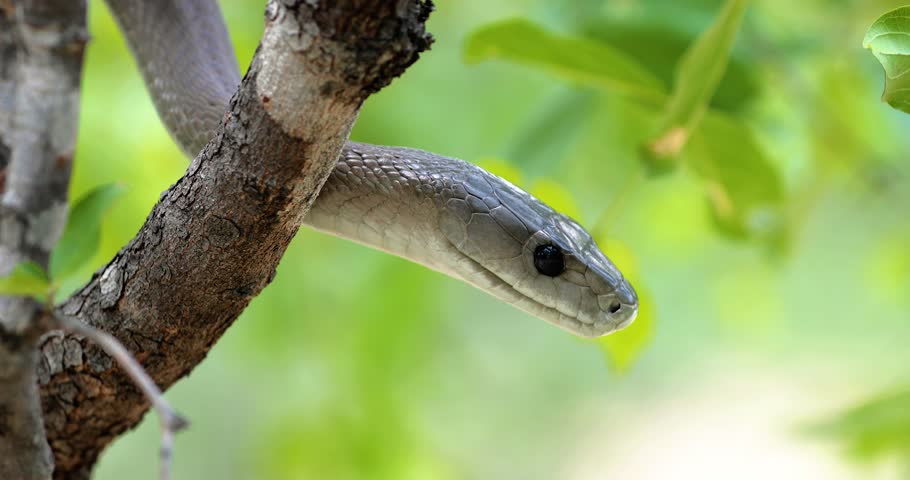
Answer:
[{"xmin": 439, "ymin": 167, "xmax": 639, "ymax": 338}]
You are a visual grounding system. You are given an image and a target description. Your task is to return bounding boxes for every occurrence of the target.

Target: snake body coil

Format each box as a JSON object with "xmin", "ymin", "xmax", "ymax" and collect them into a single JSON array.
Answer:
[{"xmin": 104, "ymin": 0, "xmax": 638, "ymax": 337}]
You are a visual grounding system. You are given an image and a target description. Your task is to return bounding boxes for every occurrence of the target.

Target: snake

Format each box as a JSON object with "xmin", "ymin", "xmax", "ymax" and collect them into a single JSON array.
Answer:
[{"xmin": 102, "ymin": 0, "xmax": 639, "ymax": 338}]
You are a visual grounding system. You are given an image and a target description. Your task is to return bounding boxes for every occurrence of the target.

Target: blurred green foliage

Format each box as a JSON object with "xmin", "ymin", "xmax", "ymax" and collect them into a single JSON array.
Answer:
[
  {"xmin": 464, "ymin": 18, "xmax": 665, "ymax": 101},
  {"xmin": 56, "ymin": 0, "xmax": 910, "ymax": 478},
  {"xmin": 464, "ymin": 2, "xmax": 783, "ymax": 243},
  {"xmin": 684, "ymin": 110, "xmax": 783, "ymax": 240},
  {"xmin": 812, "ymin": 388, "xmax": 910, "ymax": 460},
  {"xmin": 581, "ymin": 19, "xmax": 760, "ymax": 112},
  {"xmin": 804, "ymin": 4, "xmax": 910, "ymax": 467},
  {"xmin": 644, "ymin": 0, "xmax": 749, "ymax": 167}
]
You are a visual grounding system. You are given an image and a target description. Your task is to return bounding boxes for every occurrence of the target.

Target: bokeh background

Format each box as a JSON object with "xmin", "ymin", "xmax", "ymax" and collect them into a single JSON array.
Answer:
[{"xmin": 65, "ymin": 0, "xmax": 910, "ymax": 478}]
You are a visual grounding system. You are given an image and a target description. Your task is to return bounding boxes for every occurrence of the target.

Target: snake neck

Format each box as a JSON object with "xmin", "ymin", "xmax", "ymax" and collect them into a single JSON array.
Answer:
[{"xmin": 304, "ymin": 142, "xmax": 472, "ymax": 277}]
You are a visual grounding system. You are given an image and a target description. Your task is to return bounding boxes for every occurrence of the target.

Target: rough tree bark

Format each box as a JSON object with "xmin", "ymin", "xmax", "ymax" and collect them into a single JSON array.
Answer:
[
  {"xmin": 0, "ymin": 0, "xmax": 432, "ymax": 478},
  {"xmin": 0, "ymin": 0, "xmax": 87, "ymax": 478}
]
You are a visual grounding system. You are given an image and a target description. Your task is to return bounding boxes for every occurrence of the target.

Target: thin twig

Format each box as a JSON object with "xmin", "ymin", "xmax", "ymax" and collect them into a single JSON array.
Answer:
[{"xmin": 52, "ymin": 313, "xmax": 189, "ymax": 480}]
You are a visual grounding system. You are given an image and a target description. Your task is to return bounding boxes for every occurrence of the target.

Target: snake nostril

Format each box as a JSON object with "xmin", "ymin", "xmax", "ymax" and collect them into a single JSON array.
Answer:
[{"xmin": 608, "ymin": 301, "xmax": 621, "ymax": 314}]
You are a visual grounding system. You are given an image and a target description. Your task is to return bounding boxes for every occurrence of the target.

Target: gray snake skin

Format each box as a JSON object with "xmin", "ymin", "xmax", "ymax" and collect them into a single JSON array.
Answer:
[{"xmin": 104, "ymin": 0, "xmax": 638, "ymax": 337}]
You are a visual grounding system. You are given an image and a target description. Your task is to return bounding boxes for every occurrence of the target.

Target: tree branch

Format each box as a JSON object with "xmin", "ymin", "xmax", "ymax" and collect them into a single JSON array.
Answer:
[
  {"xmin": 37, "ymin": 1, "xmax": 433, "ymax": 477},
  {"xmin": 0, "ymin": 304, "xmax": 52, "ymax": 480},
  {"xmin": 51, "ymin": 313, "xmax": 189, "ymax": 480},
  {"xmin": 0, "ymin": 1, "xmax": 87, "ymax": 478}
]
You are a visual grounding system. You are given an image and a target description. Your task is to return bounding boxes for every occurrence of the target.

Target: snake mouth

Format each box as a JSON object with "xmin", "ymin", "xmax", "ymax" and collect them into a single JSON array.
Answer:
[
  {"xmin": 453, "ymin": 254, "xmax": 634, "ymax": 338},
  {"xmin": 550, "ymin": 299, "xmax": 637, "ymax": 338},
  {"xmin": 510, "ymin": 286, "xmax": 635, "ymax": 338}
]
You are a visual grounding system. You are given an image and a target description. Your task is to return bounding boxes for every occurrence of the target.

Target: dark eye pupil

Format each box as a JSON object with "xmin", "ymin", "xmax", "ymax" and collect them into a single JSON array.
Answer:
[
  {"xmin": 608, "ymin": 301, "xmax": 621, "ymax": 314},
  {"xmin": 534, "ymin": 244, "xmax": 565, "ymax": 277}
]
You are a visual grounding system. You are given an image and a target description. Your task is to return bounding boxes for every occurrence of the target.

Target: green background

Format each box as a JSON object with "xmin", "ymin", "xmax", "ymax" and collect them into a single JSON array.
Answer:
[{"xmin": 65, "ymin": 0, "xmax": 910, "ymax": 478}]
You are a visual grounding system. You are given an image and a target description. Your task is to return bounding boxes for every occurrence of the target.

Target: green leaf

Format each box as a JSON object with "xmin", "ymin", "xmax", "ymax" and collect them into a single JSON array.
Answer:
[
  {"xmin": 50, "ymin": 183, "xmax": 127, "ymax": 281},
  {"xmin": 582, "ymin": 19, "xmax": 761, "ymax": 112},
  {"xmin": 685, "ymin": 111, "xmax": 784, "ymax": 240},
  {"xmin": 644, "ymin": 0, "xmax": 750, "ymax": 168},
  {"xmin": 0, "ymin": 261, "xmax": 51, "ymax": 297},
  {"xmin": 864, "ymin": 6, "xmax": 910, "ymax": 114},
  {"xmin": 810, "ymin": 387, "xmax": 910, "ymax": 460},
  {"xmin": 463, "ymin": 19, "xmax": 665, "ymax": 102}
]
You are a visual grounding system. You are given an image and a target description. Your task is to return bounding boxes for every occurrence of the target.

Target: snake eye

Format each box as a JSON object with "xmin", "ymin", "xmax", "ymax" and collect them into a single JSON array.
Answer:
[{"xmin": 534, "ymin": 244, "xmax": 565, "ymax": 277}]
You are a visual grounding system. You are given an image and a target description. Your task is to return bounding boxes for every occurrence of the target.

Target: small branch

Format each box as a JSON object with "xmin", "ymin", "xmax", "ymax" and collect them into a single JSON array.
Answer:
[{"xmin": 52, "ymin": 313, "xmax": 188, "ymax": 480}]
